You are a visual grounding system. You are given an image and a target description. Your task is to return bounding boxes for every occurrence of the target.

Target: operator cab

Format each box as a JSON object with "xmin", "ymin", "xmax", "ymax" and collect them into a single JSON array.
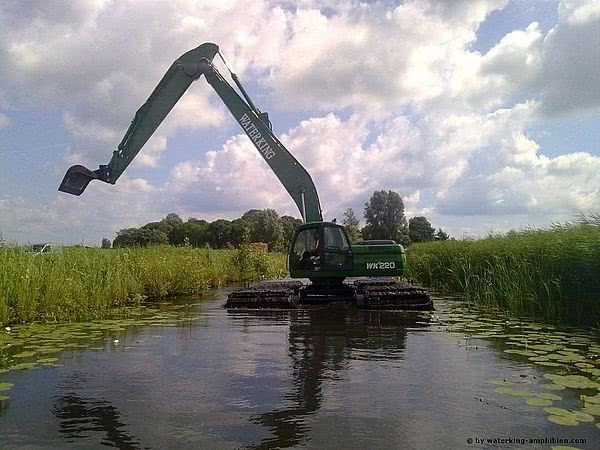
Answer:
[{"xmin": 289, "ymin": 222, "xmax": 353, "ymax": 277}]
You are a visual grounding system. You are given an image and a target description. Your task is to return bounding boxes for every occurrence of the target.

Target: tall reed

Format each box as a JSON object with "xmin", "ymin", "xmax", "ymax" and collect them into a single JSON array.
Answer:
[
  {"xmin": 405, "ymin": 224, "xmax": 600, "ymax": 325},
  {"xmin": 0, "ymin": 246, "xmax": 286, "ymax": 326}
]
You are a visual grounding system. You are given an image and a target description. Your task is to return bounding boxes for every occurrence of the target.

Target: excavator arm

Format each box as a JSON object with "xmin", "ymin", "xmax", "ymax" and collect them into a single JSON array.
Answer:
[{"xmin": 58, "ymin": 42, "xmax": 322, "ymax": 223}]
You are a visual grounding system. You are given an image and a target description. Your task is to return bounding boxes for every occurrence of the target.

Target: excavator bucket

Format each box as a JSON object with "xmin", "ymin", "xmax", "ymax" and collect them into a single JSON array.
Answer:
[{"xmin": 58, "ymin": 165, "xmax": 102, "ymax": 196}]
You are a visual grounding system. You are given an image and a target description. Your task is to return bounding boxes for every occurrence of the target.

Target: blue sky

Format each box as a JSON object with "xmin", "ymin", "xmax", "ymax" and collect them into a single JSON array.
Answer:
[{"xmin": 0, "ymin": 0, "xmax": 599, "ymax": 244}]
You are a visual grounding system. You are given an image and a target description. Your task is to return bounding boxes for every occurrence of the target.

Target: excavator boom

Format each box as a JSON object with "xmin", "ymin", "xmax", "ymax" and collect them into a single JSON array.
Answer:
[{"xmin": 58, "ymin": 42, "xmax": 322, "ymax": 223}]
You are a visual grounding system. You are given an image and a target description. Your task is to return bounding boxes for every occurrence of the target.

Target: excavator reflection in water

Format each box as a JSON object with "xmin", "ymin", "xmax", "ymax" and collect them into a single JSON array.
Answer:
[{"xmin": 226, "ymin": 307, "xmax": 431, "ymax": 449}]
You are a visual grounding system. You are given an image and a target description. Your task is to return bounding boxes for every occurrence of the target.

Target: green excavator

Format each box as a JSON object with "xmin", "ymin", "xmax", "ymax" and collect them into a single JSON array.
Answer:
[{"xmin": 58, "ymin": 42, "xmax": 432, "ymax": 310}]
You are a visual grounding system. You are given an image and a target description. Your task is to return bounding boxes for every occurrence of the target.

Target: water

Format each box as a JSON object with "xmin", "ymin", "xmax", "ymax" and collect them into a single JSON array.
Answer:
[{"xmin": 0, "ymin": 287, "xmax": 598, "ymax": 449}]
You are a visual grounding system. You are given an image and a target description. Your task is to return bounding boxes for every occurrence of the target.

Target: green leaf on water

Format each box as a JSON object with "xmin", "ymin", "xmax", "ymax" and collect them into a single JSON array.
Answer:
[
  {"xmin": 495, "ymin": 387, "xmax": 534, "ymax": 397},
  {"xmin": 568, "ymin": 411, "xmax": 594, "ymax": 422},
  {"xmin": 581, "ymin": 404, "xmax": 600, "ymax": 416},
  {"xmin": 13, "ymin": 351, "xmax": 36, "ymax": 358},
  {"xmin": 539, "ymin": 383, "xmax": 565, "ymax": 391},
  {"xmin": 0, "ymin": 395, "xmax": 9, "ymax": 401},
  {"xmin": 581, "ymin": 394, "xmax": 600, "ymax": 404},
  {"xmin": 551, "ymin": 375, "xmax": 599, "ymax": 389},
  {"xmin": 10, "ymin": 362, "xmax": 36, "ymax": 370},
  {"xmin": 543, "ymin": 373, "xmax": 561, "ymax": 380},
  {"xmin": 36, "ymin": 357, "xmax": 58, "ymax": 364},
  {"xmin": 535, "ymin": 393, "xmax": 562, "ymax": 401},
  {"xmin": 37, "ymin": 347, "xmax": 63, "ymax": 354},
  {"xmin": 0, "ymin": 382, "xmax": 14, "ymax": 391},
  {"xmin": 547, "ymin": 415, "xmax": 579, "ymax": 426},
  {"xmin": 527, "ymin": 397, "xmax": 553, "ymax": 407},
  {"xmin": 503, "ymin": 349, "xmax": 538, "ymax": 357},
  {"xmin": 544, "ymin": 407, "xmax": 572, "ymax": 417},
  {"xmin": 534, "ymin": 361, "xmax": 564, "ymax": 367}
]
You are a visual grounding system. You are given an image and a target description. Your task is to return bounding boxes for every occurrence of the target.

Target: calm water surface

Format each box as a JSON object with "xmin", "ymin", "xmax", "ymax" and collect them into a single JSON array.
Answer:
[{"xmin": 0, "ymin": 287, "xmax": 598, "ymax": 449}]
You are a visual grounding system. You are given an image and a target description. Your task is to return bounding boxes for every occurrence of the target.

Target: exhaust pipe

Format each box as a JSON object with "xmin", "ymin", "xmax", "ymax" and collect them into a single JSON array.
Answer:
[{"xmin": 58, "ymin": 164, "xmax": 112, "ymax": 196}]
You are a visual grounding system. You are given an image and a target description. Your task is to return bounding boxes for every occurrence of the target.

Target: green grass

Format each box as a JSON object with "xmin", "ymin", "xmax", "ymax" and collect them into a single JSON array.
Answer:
[
  {"xmin": 0, "ymin": 246, "xmax": 286, "ymax": 326},
  {"xmin": 405, "ymin": 224, "xmax": 600, "ymax": 325}
]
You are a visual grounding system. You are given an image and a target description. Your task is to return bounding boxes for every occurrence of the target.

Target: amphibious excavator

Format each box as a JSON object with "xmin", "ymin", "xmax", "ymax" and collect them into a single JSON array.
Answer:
[{"xmin": 58, "ymin": 42, "xmax": 432, "ymax": 310}]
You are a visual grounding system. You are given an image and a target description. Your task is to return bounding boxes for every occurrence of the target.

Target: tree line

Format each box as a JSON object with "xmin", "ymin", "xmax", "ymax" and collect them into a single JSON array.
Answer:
[
  {"xmin": 342, "ymin": 190, "xmax": 449, "ymax": 245},
  {"xmin": 108, "ymin": 210, "xmax": 302, "ymax": 251},
  {"xmin": 105, "ymin": 190, "xmax": 449, "ymax": 249}
]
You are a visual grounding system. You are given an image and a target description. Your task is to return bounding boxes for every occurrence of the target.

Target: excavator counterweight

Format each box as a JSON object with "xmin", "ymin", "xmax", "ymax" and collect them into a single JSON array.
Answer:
[{"xmin": 58, "ymin": 42, "xmax": 432, "ymax": 311}]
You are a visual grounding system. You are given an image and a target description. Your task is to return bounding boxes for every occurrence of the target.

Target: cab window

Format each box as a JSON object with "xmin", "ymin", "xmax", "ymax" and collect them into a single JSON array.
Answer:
[
  {"xmin": 323, "ymin": 226, "xmax": 350, "ymax": 250},
  {"xmin": 291, "ymin": 228, "xmax": 321, "ymax": 270}
]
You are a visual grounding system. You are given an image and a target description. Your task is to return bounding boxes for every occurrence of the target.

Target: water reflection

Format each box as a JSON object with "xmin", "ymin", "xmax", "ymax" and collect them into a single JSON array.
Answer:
[
  {"xmin": 52, "ymin": 374, "xmax": 144, "ymax": 449},
  {"xmin": 228, "ymin": 306, "xmax": 431, "ymax": 449}
]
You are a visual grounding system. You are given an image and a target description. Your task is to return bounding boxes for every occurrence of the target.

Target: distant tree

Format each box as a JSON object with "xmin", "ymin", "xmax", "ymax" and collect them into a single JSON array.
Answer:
[
  {"xmin": 435, "ymin": 228, "xmax": 450, "ymax": 241},
  {"xmin": 280, "ymin": 215, "xmax": 302, "ymax": 249},
  {"xmin": 113, "ymin": 228, "xmax": 139, "ymax": 247},
  {"xmin": 241, "ymin": 209, "xmax": 283, "ymax": 248},
  {"xmin": 186, "ymin": 219, "xmax": 210, "ymax": 247},
  {"xmin": 408, "ymin": 216, "xmax": 436, "ymax": 243},
  {"xmin": 230, "ymin": 218, "xmax": 252, "ymax": 247},
  {"xmin": 143, "ymin": 213, "xmax": 184, "ymax": 244},
  {"xmin": 113, "ymin": 228, "xmax": 168, "ymax": 247},
  {"xmin": 362, "ymin": 190, "xmax": 409, "ymax": 245},
  {"xmin": 342, "ymin": 208, "xmax": 362, "ymax": 243},
  {"xmin": 207, "ymin": 219, "xmax": 233, "ymax": 248},
  {"xmin": 163, "ymin": 213, "xmax": 184, "ymax": 227},
  {"xmin": 143, "ymin": 221, "xmax": 172, "ymax": 235},
  {"xmin": 167, "ymin": 223, "xmax": 187, "ymax": 246},
  {"xmin": 101, "ymin": 237, "xmax": 112, "ymax": 249}
]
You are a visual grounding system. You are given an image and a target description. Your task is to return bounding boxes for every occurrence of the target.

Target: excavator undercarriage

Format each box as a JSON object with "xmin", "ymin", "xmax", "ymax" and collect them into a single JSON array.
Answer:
[{"xmin": 225, "ymin": 278, "xmax": 433, "ymax": 310}]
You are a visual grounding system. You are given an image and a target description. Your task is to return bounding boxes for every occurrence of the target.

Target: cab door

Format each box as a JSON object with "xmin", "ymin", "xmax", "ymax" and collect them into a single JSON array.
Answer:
[{"xmin": 322, "ymin": 224, "xmax": 353, "ymax": 272}]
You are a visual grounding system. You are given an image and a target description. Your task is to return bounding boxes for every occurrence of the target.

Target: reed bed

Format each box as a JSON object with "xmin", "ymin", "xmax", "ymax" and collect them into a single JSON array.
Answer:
[
  {"xmin": 405, "ymin": 224, "xmax": 600, "ymax": 325},
  {"xmin": 0, "ymin": 246, "xmax": 286, "ymax": 326}
]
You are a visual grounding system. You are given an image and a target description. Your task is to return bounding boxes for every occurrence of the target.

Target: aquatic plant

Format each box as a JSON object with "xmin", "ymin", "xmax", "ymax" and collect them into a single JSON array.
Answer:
[
  {"xmin": 0, "ymin": 246, "xmax": 286, "ymax": 326},
  {"xmin": 406, "ymin": 224, "xmax": 600, "ymax": 325}
]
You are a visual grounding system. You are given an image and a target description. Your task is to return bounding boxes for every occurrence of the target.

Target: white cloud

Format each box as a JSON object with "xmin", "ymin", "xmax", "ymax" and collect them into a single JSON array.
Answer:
[
  {"xmin": 0, "ymin": 112, "xmax": 9, "ymax": 128},
  {"xmin": 1, "ymin": 0, "xmax": 599, "ymax": 242}
]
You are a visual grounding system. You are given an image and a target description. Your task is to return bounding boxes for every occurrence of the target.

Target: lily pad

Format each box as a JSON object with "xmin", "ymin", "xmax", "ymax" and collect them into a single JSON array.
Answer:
[
  {"xmin": 13, "ymin": 351, "xmax": 36, "ymax": 358},
  {"xmin": 552, "ymin": 375, "xmax": 599, "ymax": 389},
  {"xmin": 10, "ymin": 362, "xmax": 36, "ymax": 370},
  {"xmin": 581, "ymin": 404, "xmax": 600, "ymax": 416},
  {"xmin": 581, "ymin": 394, "xmax": 600, "ymax": 404},
  {"xmin": 534, "ymin": 361, "xmax": 564, "ymax": 367},
  {"xmin": 495, "ymin": 387, "xmax": 534, "ymax": 397},
  {"xmin": 547, "ymin": 415, "xmax": 579, "ymax": 426},
  {"xmin": 503, "ymin": 349, "xmax": 538, "ymax": 357},
  {"xmin": 0, "ymin": 382, "xmax": 14, "ymax": 391},
  {"xmin": 535, "ymin": 392, "xmax": 562, "ymax": 401},
  {"xmin": 37, "ymin": 347, "xmax": 63, "ymax": 354},
  {"xmin": 527, "ymin": 397, "xmax": 553, "ymax": 406},
  {"xmin": 568, "ymin": 411, "xmax": 594, "ymax": 422},
  {"xmin": 540, "ymin": 383, "xmax": 565, "ymax": 391},
  {"xmin": 531, "ymin": 344, "xmax": 561, "ymax": 351},
  {"xmin": 544, "ymin": 407, "xmax": 573, "ymax": 417},
  {"xmin": 36, "ymin": 357, "xmax": 58, "ymax": 364}
]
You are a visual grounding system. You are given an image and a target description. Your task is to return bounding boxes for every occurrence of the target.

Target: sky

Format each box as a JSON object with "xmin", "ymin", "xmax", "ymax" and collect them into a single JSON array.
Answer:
[{"xmin": 0, "ymin": 0, "xmax": 599, "ymax": 244}]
